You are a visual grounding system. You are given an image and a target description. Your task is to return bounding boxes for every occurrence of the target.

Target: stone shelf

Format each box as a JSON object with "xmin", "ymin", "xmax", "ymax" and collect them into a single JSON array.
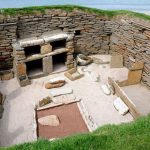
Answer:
[{"xmin": 19, "ymin": 48, "xmax": 69, "ymax": 63}]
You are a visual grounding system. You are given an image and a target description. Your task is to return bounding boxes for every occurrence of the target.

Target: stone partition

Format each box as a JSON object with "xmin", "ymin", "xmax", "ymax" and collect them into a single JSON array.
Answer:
[{"xmin": 109, "ymin": 17, "xmax": 150, "ymax": 88}]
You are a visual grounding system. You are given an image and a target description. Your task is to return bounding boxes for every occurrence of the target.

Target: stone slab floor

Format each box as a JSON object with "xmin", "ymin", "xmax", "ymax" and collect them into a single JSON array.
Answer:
[{"xmin": 0, "ymin": 55, "xmax": 134, "ymax": 147}]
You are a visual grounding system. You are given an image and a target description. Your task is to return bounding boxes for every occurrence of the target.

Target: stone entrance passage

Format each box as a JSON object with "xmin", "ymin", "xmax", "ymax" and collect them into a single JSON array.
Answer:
[{"xmin": 12, "ymin": 30, "xmax": 74, "ymax": 86}]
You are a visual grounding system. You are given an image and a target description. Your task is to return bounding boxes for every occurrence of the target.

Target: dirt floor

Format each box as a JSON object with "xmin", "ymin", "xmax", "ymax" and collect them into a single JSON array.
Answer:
[
  {"xmin": 37, "ymin": 103, "xmax": 89, "ymax": 139},
  {"xmin": 0, "ymin": 55, "xmax": 135, "ymax": 147}
]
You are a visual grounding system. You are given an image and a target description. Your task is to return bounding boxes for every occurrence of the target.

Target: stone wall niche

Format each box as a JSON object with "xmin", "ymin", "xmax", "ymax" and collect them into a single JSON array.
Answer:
[{"xmin": 12, "ymin": 31, "xmax": 74, "ymax": 86}]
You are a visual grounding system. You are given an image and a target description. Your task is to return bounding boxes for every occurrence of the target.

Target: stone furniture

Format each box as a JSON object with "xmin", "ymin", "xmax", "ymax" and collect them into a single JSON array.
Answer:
[
  {"xmin": 12, "ymin": 30, "xmax": 74, "ymax": 86},
  {"xmin": 64, "ymin": 68, "xmax": 84, "ymax": 81}
]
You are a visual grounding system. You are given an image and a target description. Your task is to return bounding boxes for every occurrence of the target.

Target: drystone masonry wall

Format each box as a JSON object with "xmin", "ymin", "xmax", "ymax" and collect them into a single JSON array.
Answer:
[
  {"xmin": 0, "ymin": 9, "xmax": 150, "ymax": 88},
  {"xmin": 0, "ymin": 19, "xmax": 17, "ymax": 70},
  {"xmin": 17, "ymin": 10, "xmax": 111, "ymax": 54},
  {"xmin": 0, "ymin": 9, "xmax": 111, "ymax": 77},
  {"xmin": 110, "ymin": 18, "xmax": 150, "ymax": 88}
]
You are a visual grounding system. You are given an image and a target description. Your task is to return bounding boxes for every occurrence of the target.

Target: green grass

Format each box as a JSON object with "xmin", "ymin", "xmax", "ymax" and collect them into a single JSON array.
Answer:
[
  {"xmin": 0, "ymin": 5, "xmax": 150, "ymax": 21},
  {"xmin": 1, "ymin": 114, "xmax": 150, "ymax": 150}
]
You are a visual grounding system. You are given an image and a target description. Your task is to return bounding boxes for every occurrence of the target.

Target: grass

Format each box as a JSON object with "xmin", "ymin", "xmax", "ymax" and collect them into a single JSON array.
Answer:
[
  {"xmin": 1, "ymin": 114, "xmax": 150, "ymax": 150},
  {"xmin": 0, "ymin": 5, "xmax": 150, "ymax": 21}
]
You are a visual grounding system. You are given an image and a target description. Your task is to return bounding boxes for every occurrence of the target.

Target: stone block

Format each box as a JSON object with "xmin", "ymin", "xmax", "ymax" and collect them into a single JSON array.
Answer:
[
  {"xmin": 39, "ymin": 96, "xmax": 52, "ymax": 107},
  {"xmin": 18, "ymin": 75, "xmax": 31, "ymax": 87},
  {"xmin": 43, "ymin": 56, "xmax": 53, "ymax": 74},
  {"xmin": 127, "ymin": 70, "xmax": 143, "ymax": 85},
  {"xmin": 110, "ymin": 55, "xmax": 123, "ymax": 68},
  {"xmin": 66, "ymin": 54, "xmax": 74, "ymax": 62},
  {"xmin": 41, "ymin": 44, "xmax": 52, "ymax": 54},
  {"xmin": 16, "ymin": 63, "xmax": 26, "ymax": 76},
  {"xmin": 1, "ymin": 71, "xmax": 14, "ymax": 80}
]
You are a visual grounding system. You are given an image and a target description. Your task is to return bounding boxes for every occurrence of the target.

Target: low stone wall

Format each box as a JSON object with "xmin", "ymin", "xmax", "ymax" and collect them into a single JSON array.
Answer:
[{"xmin": 110, "ymin": 18, "xmax": 150, "ymax": 88}]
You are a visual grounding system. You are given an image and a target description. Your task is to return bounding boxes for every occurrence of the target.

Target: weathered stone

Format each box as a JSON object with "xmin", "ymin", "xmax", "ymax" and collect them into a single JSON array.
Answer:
[
  {"xmin": 101, "ymin": 84, "xmax": 111, "ymax": 95},
  {"xmin": 1, "ymin": 71, "xmax": 13, "ymax": 80},
  {"xmin": 18, "ymin": 75, "xmax": 31, "ymax": 87},
  {"xmin": 43, "ymin": 56, "xmax": 53, "ymax": 74},
  {"xmin": 40, "ymin": 44, "xmax": 52, "ymax": 54},
  {"xmin": 39, "ymin": 96, "xmax": 52, "ymax": 107},
  {"xmin": 113, "ymin": 97, "xmax": 129, "ymax": 115},
  {"xmin": 50, "ymin": 87, "xmax": 73, "ymax": 97},
  {"xmin": 38, "ymin": 115, "xmax": 60, "ymax": 126},
  {"xmin": 110, "ymin": 55, "xmax": 123, "ymax": 68},
  {"xmin": 16, "ymin": 63, "xmax": 26, "ymax": 76},
  {"xmin": 19, "ymin": 37, "xmax": 44, "ymax": 47},
  {"xmin": 45, "ymin": 82, "xmax": 65, "ymax": 89}
]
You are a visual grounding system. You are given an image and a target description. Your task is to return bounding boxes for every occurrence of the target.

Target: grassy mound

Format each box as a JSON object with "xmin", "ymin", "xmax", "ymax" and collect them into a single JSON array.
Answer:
[
  {"xmin": 0, "ymin": 5, "xmax": 150, "ymax": 20},
  {"xmin": 2, "ymin": 114, "xmax": 150, "ymax": 150}
]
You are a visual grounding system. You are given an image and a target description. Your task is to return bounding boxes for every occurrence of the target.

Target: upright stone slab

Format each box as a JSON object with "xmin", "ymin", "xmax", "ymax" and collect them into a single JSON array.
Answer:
[
  {"xmin": 41, "ymin": 44, "xmax": 52, "ymax": 54},
  {"xmin": 0, "ymin": 92, "xmax": 3, "ymax": 105},
  {"xmin": 110, "ymin": 55, "xmax": 123, "ymax": 68},
  {"xmin": 16, "ymin": 63, "xmax": 26, "ymax": 76},
  {"xmin": 43, "ymin": 56, "xmax": 53, "ymax": 74}
]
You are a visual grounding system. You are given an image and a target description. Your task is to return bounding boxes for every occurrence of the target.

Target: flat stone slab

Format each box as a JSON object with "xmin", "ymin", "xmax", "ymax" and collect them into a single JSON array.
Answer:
[
  {"xmin": 110, "ymin": 55, "xmax": 123, "ymax": 68},
  {"xmin": 42, "ymin": 33, "xmax": 68, "ymax": 43},
  {"xmin": 38, "ymin": 115, "xmax": 60, "ymax": 126},
  {"xmin": 50, "ymin": 88, "xmax": 73, "ymax": 97},
  {"xmin": 52, "ymin": 94, "xmax": 76, "ymax": 104},
  {"xmin": 19, "ymin": 37, "xmax": 44, "ymax": 47}
]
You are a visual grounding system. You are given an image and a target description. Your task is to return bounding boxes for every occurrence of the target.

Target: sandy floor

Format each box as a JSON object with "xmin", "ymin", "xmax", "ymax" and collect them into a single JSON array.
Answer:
[{"xmin": 0, "ymin": 55, "xmax": 134, "ymax": 147}]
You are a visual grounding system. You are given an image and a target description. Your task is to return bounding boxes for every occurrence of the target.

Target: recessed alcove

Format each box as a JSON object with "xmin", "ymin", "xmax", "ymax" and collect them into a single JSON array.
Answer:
[
  {"xmin": 50, "ymin": 39, "xmax": 66, "ymax": 51},
  {"xmin": 52, "ymin": 52, "xmax": 67, "ymax": 72},
  {"xmin": 26, "ymin": 59, "xmax": 43, "ymax": 78},
  {"xmin": 24, "ymin": 45, "xmax": 41, "ymax": 57}
]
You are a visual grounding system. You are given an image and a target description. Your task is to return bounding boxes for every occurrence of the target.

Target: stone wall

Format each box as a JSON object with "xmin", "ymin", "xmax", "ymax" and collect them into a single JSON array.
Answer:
[
  {"xmin": 0, "ymin": 18, "xmax": 17, "ymax": 70},
  {"xmin": 0, "ymin": 9, "xmax": 150, "ymax": 88},
  {"xmin": 0, "ymin": 9, "xmax": 111, "ymax": 74},
  {"xmin": 110, "ymin": 18, "xmax": 150, "ymax": 88},
  {"xmin": 17, "ymin": 10, "xmax": 111, "ymax": 55}
]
